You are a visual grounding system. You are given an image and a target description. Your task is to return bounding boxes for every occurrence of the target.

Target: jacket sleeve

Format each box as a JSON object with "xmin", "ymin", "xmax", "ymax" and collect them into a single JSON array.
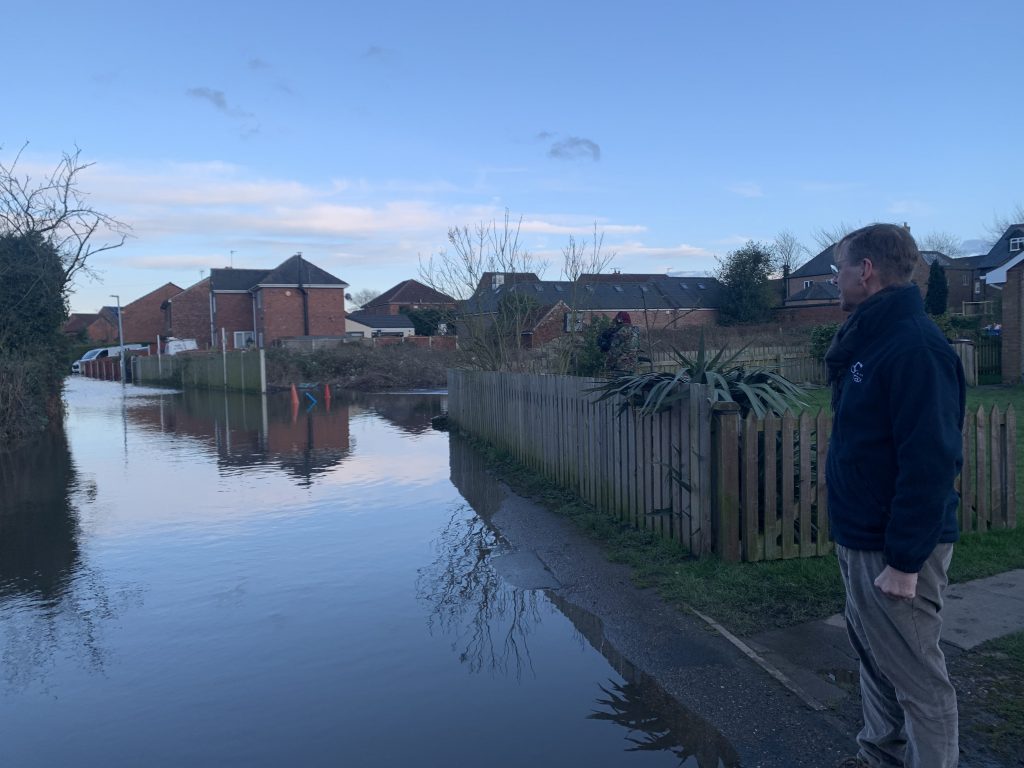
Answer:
[{"xmin": 883, "ymin": 342, "xmax": 965, "ymax": 572}]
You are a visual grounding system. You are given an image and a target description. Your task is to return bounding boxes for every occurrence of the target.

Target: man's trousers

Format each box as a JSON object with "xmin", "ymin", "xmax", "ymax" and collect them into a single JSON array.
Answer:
[{"xmin": 837, "ymin": 544, "xmax": 958, "ymax": 768}]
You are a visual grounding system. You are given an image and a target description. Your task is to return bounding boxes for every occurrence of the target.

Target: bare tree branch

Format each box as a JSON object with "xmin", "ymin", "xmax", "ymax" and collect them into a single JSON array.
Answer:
[{"xmin": 0, "ymin": 143, "xmax": 131, "ymax": 287}]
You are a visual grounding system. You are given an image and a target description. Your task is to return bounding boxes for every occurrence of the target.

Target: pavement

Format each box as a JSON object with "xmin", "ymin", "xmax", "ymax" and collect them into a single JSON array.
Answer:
[{"xmin": 746, "ymin": 569, "xmax": 1024, "ymax": 712}]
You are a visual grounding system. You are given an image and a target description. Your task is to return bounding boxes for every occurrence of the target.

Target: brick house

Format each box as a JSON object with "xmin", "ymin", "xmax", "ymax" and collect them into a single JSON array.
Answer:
[
  {"xmin": 162, "ymin": 277, "xmax": 212, "ymax": 346},
  {"xmin": 958, "ymin": 223, "xmax": 1024, "ymax": 316},
  {"xmin": 784, "ymin": 240, "xmax": 959, "ymax": 313},
  {"xmin": 85, "ymin": 306, "xmax": 120, "ymax": 343},
  {"xmin": 162, "ymin": 255, "xmax": 349, "ymax": 349},
  {"xmin": 461, "ymin": 273, "xmax": 721, "ymax": 348},
  {"xmin": 120, "ymin": 282, "xmax": 183, "ymax": 343},
  {"xmin": 361, "ymin": 279, "xmax": 457, "ymax": 316},
  {"xmin": 62, "ymin": 313, "xmax": 99, "ymax": 340}
]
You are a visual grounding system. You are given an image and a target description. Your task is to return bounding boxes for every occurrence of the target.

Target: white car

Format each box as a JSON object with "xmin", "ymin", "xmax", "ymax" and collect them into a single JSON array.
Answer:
[{"xmin": 72, "ymin": 344, "xmax": 149, "ymax": 373}]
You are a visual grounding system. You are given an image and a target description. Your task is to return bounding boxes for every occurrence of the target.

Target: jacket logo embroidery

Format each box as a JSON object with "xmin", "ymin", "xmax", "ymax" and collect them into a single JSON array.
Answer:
[{"xmin": 851, "ymin": 362, "xmax": 864, "ymax": 383}]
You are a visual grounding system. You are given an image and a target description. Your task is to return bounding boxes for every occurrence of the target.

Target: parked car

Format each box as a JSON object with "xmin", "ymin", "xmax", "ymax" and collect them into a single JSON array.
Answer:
[{"xmin": 72, "ymin": 344, "xmax": 149, "ymax": 373}]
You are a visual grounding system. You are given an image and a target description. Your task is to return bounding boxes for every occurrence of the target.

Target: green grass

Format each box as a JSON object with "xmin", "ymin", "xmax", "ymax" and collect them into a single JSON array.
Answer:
[
  {"xmin": 462, "ymin": 377, "xmax": 1024, "ymax": 637},
  {"xmin": 957, "ymin": 630, "xmax": 1024, "ymax": 756}
]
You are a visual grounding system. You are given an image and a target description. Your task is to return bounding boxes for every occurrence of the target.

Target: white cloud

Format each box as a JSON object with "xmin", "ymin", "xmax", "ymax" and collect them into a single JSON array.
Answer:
[
  {"xmin": 727, "ymin": 181, "xmax": 763, "ymax": 198},
  {"xmin": 888, "ymin": 199, "xmax": 931, "ymax": 216}
]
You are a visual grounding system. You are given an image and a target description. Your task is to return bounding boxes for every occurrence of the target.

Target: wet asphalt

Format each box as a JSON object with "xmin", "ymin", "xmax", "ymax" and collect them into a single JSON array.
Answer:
[{"xmin": 485, "ymin": 478, "xmax": 859, "ymax": 768}]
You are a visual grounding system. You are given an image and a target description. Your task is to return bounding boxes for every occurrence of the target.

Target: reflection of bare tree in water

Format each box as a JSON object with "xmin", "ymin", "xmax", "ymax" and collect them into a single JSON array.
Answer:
[
  {"xmin": 417, "ymin": 506, "xmax": 542, "ymax": 679},
  {"xmin": 548, "ymin": 593, "xmax": 740, "ymax": 768},
  {"xmin": 589, "ymin": 679, "xmax": 739, "ymax": 768},
  {"xmin": 0, "ymin": 428, "xmax": 137, "ymax": 691}
]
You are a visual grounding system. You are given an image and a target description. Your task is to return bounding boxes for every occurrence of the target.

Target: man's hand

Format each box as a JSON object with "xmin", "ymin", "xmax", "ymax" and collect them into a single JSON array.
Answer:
[{"xmin": 874, "ymin": 565, "xmax": 918, "ymax": 600}]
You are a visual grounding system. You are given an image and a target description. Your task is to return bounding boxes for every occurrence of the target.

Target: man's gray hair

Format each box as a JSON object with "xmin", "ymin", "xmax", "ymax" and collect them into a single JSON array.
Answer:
[{"xmin": 836, "ymin": 224, "xmax": 919, "ymax": 284}]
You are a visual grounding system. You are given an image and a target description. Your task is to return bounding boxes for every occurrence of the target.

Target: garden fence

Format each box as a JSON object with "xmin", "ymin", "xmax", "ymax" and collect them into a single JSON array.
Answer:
[{"xmin": 448, "ymin": 371, "xmax": 1017, "ymax": 562}]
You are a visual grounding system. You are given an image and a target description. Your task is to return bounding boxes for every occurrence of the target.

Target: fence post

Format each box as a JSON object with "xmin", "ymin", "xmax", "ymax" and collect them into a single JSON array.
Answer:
[
  {"xmin": 952, "ymin": 339, "xmax": 977, "ymax": 386},
  {"xmin": 711, "ymin": 402, "xmax": 741, "ymax": 562}
]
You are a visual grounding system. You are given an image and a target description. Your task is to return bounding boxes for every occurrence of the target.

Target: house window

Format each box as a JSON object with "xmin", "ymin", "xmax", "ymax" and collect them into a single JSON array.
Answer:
[
  {"xmin": 233, "ymin": 331, "xmax": 255, "ymax": 349},
  {"xmin": 1011, "ymin": 237, "xmax": 1024, "ymax": 252},
  {"xmin": 974, "ymin": 280, "xmax": 982, "ymax": 295},
  {"xmin": 491, "ymin": 274, "xmax": 505, "ymax": 288},
  {"xmin": 563, "ymin": 311, "xmax": 583, "ymax": 332},
  {"xmin": 962, "ymin": 274, "xmax": 969, "ymax": 286},
  {"xmin": 803, "ymin": 280, "xmax": 812, "ymax": 289}
]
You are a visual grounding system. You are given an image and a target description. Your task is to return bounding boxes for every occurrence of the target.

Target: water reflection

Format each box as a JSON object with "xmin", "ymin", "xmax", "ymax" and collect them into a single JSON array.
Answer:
[
  {"xmin": 125, "ymin": 389, "xmax": 352, "ymax": 486},
  {"xmin": 0, "ymin": 429, "xmax": 80, "ymax": 599},
  {"xmin": 0, "ymin": 428, "xmax": 129, "ymax": 690},
  {"xmin": 339, "ymin": 390, "xmax": 448, "ymax": 436},
  {"xmin": 417, "ymin": 507, "xmax": 543, "ymax": 678},
  {"xmin": 444, "ymin": 433, "xmax": 740, "ymax": 768}
]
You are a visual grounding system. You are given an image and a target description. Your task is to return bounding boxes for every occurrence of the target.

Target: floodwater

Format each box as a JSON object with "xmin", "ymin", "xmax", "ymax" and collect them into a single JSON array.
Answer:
[{"xmin": 0, "ymin": 378, "xmax": 737, "ymax": 767}]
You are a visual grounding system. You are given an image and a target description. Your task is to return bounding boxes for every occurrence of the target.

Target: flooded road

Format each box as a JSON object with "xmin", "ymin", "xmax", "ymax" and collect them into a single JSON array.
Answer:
[{"xmin": 0, "ymin": 378, "xmax": 737, "ymax": 767}]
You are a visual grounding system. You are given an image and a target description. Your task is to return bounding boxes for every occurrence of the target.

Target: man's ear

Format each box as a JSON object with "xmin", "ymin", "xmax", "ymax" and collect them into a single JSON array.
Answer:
[{"xmin": 861, "ymin": 258, "xmax": 875, "ymax": 281}]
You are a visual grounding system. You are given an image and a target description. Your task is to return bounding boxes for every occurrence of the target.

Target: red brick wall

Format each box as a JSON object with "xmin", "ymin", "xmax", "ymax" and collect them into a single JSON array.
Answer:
[
  {"xmin": 213, "ymin": 292, "xmax": 256, "ymax": 349},
  {"xmin": 257, "ymin": 287, "xmax": 346, "ymax": 345},
  {"xmin": 1002, "ymin": 267, "xmax": 1022, "ymax": 384},
  {"xmin": 787, "ymin": 276, "xmax": 833, "ymax": 297},
  {"xmin": 165, "ymin": 279, "xmax": 212, "ymax": 347},
  {"xmin": 86, "ymin": 317, "xmax": 118, "ymax": 343},
  {"xmin": 121, "ymin": 284, "xmax": 182, "ymax": 343}
]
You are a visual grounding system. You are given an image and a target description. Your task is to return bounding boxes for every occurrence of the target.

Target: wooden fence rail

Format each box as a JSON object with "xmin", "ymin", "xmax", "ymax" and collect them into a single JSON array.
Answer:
[
  {"xmin": 448, "ymin": 371, "xmax": 1017, "ymax": 562},
  {"xmin": 448, "ymin": 371, "xmax": 714, "ymax": 554}
]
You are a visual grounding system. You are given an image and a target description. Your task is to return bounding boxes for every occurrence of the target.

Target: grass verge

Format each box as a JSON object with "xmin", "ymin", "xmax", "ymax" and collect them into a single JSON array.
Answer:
[
  {"xmin": 952, "ymin": 630, "xmax": 1024, "ymax": 763},
  {"xmin": 462, "ymin": 432, "xmax": 1024, "ymax": 638}
]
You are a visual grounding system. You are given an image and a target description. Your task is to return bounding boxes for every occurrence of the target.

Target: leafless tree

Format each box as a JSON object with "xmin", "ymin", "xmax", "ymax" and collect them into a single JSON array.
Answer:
[
  {"xmin": 771, "ymin": 229, "xmax": 809, "ymax": 274},
  {"xmin": 560, "ymin": 222, "xmax": 616, "ymax": 282},
  {"xmin": 984, "ymin": 203, "xmax": 1024, "ymax": 245},
  {"xmin": 419, "ymin": 209, "xmax": 549, "ymax": 370},
  {"xmin": 810, "ymin": 221, "xmax": 857, "ymax": 253},
  {"xmin": 0, "ymin": 143, "xmax": 130, "ymax": 286},
  {"xmin": 347, "ymin": 288, "xmax": 380, "ymax": 309},
  {"xmin": 919, "ymin": 231, "xmax": 964, "ymax": 258}
]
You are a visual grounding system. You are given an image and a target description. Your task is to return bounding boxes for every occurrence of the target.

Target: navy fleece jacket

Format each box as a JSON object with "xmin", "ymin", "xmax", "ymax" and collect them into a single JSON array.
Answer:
[{"xmin": 825, "ymin": 285, "xmax": 965, "ymax": 573}]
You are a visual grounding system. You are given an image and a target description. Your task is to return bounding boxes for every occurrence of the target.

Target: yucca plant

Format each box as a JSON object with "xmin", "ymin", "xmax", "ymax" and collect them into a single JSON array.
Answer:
[{"xmin": 590, "ymin": 329, "xmax": 807, "ymax": 417}]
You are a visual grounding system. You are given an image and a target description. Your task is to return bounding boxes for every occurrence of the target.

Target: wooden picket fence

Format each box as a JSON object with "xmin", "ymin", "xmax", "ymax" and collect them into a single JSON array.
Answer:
[
  {"xmin": 448, "ymin": 371, "xmax": 1018, "ymax": 562},
  {"xmin": 448, "ymin": 371, "xmax": 715, "ymax": 554},
  {"xmin": 958, "ymin": 405, "xmax": 1017, "ymax": 533}
]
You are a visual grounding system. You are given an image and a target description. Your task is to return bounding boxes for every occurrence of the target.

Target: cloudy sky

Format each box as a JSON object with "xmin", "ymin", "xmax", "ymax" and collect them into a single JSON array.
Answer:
[{"xmin": 5, "ymin": 0, "xmax": 1022, "ymax": 312}]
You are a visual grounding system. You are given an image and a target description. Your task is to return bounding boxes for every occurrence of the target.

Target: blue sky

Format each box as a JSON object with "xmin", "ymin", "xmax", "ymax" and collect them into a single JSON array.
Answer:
[{"xmin": 5, "ymin": 0, "xmax": 1022, "ymax": 312}]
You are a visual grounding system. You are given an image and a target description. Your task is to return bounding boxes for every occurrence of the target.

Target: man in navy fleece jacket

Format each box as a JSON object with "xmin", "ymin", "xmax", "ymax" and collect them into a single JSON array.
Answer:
[{"xmin": 826, "ymin": 224, "xmax": 965, "ymax": 768}]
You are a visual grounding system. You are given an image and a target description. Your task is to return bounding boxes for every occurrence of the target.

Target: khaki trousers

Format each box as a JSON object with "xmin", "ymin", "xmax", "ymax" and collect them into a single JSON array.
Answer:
[{"xmin": 837, "ymin": 544, "xmax": 958, "ymax": 768}]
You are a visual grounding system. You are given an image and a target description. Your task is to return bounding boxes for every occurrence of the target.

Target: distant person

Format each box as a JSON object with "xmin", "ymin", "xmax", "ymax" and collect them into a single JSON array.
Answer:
[
  {"xmin": 826, "ymin": 224, "xmax": 965, "ymax": 768},
  {"xmin": 601, "ymin": 311, "xmax": 640, "ymax": 373}
]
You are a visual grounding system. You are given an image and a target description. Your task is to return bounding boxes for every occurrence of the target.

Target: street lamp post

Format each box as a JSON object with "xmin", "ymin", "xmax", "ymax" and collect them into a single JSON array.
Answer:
[{"xmin": 111, "ymin": 294, "xmax": 126, "ymax": 384}]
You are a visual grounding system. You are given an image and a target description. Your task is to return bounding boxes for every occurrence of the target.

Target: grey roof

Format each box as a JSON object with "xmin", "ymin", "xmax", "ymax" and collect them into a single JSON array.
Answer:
[
  {"xmin": 790, "ymin": 245, "xmax": 837, "ymax": 279},
  {"xmin": 462, "ymin": 275, "xmax": 722, "ymax": 314},
  {"xmin": 967, "ymin": 224, "xmax": 1024, "ymax": 271},
  {"xmin": 210, "ymin": 256, "xmax": 348, "ymax": 292},
  {"xmin": 787, "ymin": 282, "xmax": 839, "ymax": 302},
  {"xmin": 260, "ymin": 254, "xmax": 347, "ymax": 287},
  {"xmin": 920, "ymin": 250, "xmax": 957, "ymax": 267},
  {"xmin": 347, "ymin": 311, "xmax": 416, "ymax": 329},
  {"xmin": 365, "ymin": 279, "xmax": 455, "ymax": 307},
  {"xmin": 210, "ymin": 268, "xmax": 270, "ymax": 292}
]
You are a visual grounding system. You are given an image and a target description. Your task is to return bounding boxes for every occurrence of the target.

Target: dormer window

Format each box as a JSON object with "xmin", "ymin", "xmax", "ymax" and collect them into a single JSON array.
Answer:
[
  {"xmin": 803, "ymin": 280, "xmax": 812, "ymax": 289},
  {"xmin": 491, "ymin": 274, "xmax": 505, "ymax": 289},
  {"xmin": 1010, "ymin": 237, "xmax": 1024, "ymax": 252}
]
